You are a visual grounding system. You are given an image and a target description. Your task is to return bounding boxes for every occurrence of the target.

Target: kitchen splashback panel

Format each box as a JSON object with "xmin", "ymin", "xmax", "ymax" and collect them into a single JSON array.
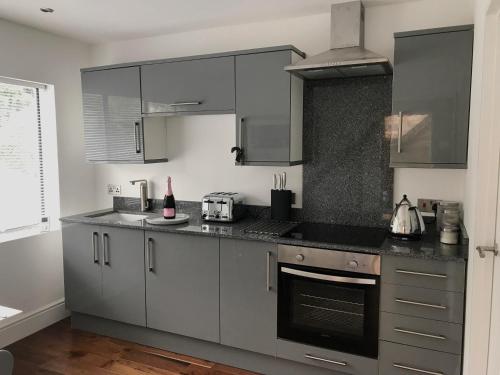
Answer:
[{"xmin": 302, "ymin": 75, "xmax": 393, "ymax": 227}]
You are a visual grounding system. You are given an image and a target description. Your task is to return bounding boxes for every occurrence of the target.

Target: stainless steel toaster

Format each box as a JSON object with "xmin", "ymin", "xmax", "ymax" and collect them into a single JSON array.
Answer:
[{"xmin": 202, "ymin": 192, "xmax": 245, "ymax": 222}]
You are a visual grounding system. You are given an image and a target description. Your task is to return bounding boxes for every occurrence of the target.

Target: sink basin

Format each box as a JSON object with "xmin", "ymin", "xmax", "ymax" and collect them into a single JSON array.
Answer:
[{"xmin": 87, "ymin": 211, "xmax": 149, "ymax": 222}]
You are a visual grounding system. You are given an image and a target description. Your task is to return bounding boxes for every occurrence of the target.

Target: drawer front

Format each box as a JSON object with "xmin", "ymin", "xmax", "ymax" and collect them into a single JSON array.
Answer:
[
  {"xmin": 381, "ymin": 284, "xmax": 464, "ymax": 323},
  {"xmin": 277, "ymin": 339, "xmax": 378, "ymax": 375},
  {"xmin": 380, "ymin": 312, "xmax": 463, "ymax": 354},
  {"xmin": 382, "ymin": 256, "xmax": 465, "ymax": 292},
  {"xmin": 141, "ymin": 56, "xmax": 235, "ymax": 114},
  {"xmin": 379, "ymin": 341, "xmax": 461, "ymax": 375}
]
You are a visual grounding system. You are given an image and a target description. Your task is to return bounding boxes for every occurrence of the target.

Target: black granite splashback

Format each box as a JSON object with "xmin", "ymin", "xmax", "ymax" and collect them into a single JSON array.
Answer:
[{"xmin": 302, "ymin": 75, "xmax": 394, "ymax": 227}]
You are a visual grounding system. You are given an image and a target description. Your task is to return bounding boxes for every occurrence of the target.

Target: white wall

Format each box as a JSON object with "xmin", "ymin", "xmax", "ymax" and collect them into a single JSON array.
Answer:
[
  {"xmin": 0, "ymin": 19, "xmax": 92, "ymax": 344},
  {"xmin": 90, "ymin": 0, "xmax": 474, "ymax": 208}
]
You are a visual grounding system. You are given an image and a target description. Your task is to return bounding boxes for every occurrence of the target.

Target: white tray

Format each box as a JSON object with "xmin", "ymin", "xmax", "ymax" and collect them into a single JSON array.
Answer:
[{"xmin": 146, "ymin": 213, "xmax": 190, "ymax": 225}]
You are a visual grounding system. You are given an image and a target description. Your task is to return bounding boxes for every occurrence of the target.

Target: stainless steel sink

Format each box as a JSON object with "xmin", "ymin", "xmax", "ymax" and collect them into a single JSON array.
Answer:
[{"xmin": 87, "ymin": 211, "xmax": 149, "ymax": 222}]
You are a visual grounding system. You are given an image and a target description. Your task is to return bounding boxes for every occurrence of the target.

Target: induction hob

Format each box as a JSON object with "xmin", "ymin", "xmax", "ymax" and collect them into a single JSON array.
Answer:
[{"xmin": 281, "ymin": 222, "xmax": 387, "ymax": 248}]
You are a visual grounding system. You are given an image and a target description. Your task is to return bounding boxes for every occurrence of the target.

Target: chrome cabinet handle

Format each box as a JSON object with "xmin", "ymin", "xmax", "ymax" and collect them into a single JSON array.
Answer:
[
  {"xmin": 92, "ymin": 232, "xmax": 99, "ymax": 264},
  {"xmin": 169, "ymin": 101, "xmax": 201, "ymax": 106},
  {"xmin": 394, "ymin": 327, "xmax": 446, "ymax": 340},
  {"xmin": 395, "ymin": 298, "xmax": 447, "ymax": 310},
  {"xmin": 281, "ymin": 267, "xmax": 377, "ymax": 285},
  {"xmin": 305, "ymin": 354, "xmax": 347, "ymax": 367},
  {"xmin": 395, "ymin": 269, "xmax": 447, "ymax": 279},
  {"xmin": 393, "ymin": 363, "xmax": 443, "ymax": 375},
  {"xmin": 134, "ymin": 121, "xmax": 141, "ymax": 153},
  {"xmin": 266, "ymin": 251, "xmax": 271, "ymax": 291},
  {"xmin": 238, "ymin": 117, "xmax": 244, "ymax": 149},
  {"xmin": 398, "ymin": 111, "xmax": 403, "ymax": 153},
  {"xmin": 103, "ymin": 233, "xmax": 110, "ymax": 266},
  {"xmin": 147, "ymin": 238, "xmax": 154, "ymax": 272}
]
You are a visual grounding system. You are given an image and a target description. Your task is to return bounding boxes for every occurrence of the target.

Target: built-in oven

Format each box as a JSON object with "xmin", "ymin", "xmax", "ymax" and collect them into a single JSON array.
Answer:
[{"xmin": 278, "ymin": 245, "xmax": 381, "ymax": 358}]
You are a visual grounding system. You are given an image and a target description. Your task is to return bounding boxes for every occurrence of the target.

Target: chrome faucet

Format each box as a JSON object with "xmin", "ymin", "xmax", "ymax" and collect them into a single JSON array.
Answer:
[{"xmin": 129, "ymin": 179, "xmax": 150, "ymax": 212}]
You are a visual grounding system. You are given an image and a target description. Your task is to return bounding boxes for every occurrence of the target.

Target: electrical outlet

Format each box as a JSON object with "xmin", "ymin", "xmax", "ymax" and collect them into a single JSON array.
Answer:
[
  {"xmin": 417, "ymin": 198, "xmax": 441, "ymax": 213},
  {"xmin": 107, "ymin": 184, "xmax": 122, "ymax": 196}
]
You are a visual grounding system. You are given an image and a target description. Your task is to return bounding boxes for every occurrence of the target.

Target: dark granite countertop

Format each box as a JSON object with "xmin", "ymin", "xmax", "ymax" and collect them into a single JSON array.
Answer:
[{"xmin": 60, "ymin": 207, "xmax": 468, "ymax": 263}]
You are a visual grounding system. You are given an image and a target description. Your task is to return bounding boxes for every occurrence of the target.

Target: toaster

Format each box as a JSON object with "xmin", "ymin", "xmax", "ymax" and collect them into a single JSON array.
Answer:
[{"xmin": 202, "ymin": 192, "xmax": 245, "ymax": 222}]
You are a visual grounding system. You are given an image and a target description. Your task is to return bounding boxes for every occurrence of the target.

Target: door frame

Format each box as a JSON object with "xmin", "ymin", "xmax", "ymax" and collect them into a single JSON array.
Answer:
[{"xmin": 463, "ymin": 1, "xmax": 500, "ymax": 374}]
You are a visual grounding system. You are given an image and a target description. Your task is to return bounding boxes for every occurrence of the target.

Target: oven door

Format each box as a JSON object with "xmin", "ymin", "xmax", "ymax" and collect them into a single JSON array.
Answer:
[{"xmin": 278, "ymin": 263, "xmax": 380, "ymax": 358}]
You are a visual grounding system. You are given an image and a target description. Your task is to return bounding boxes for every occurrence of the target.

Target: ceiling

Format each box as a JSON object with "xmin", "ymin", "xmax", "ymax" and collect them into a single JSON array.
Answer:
[{"xmin": 0, "ymin": 0, "xmax": 417, "ymax": 44}]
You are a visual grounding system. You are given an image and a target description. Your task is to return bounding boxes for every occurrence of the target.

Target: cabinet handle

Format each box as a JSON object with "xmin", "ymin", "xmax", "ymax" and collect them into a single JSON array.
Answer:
[
  {"xmin": 92, "ymin": 232, "xmax": 99, "ymax": 264},
  {"xmin": 398, "ymin": 111, "xmax": 403, "ymax": 153},
  {"xmin": 147, "ymin": 238, "xmax": 154, "ymax": 272},
  {"xmin": 134, "ymin": 121, "xmax": 141, "ymax": 153},
  {"xmin": 394, "ymin": 327, "xmax": 446, "ymax": 340},
  {"xmin": 266, "ymin": 251, "xmax": 271, "ymax": 291},
  {"xmin": 238, "ymin": 117, "xmax": 244, "ymax": 149},
  {"xmin": 305, "ymin": 354, "xmax": 347, "ymax": 367},
  {"xmin": 395, "ymin": 298, "xmax": 447, "ymax": 310},
  {"xmin": 169, "ymin": 101, "xmax": 201, "ymax": 106},
  {"xmin": 395, "ymin": 269, "xmax": 448, "ymax": 279},
  {"xmin": 393, "ymin": 363, "xmax": 443, "ymax": 375},
  {"xmin": 103, "ymin": 233, "xmax": 110, "ymax": 266}
]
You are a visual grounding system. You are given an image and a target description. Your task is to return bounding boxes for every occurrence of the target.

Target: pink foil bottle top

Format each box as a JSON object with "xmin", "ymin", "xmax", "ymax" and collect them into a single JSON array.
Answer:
[{"xmin": 163, "ymin": 176, "xmax": 176, "ymax": 219}]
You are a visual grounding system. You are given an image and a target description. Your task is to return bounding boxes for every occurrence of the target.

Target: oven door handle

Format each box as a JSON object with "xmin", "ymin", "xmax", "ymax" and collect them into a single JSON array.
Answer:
[{"xmin": 281, "ymin": 267, "xmax": 377, "ymax": 285}]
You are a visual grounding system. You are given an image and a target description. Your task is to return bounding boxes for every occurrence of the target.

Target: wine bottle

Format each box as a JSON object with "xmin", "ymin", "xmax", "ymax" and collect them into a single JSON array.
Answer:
[{"xmin": 163, "ymin": 176, "xmax": 176, "ymax": 219}]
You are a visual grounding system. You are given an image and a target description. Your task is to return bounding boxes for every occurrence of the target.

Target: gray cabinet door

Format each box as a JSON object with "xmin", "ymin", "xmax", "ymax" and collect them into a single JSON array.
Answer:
[
  {"xmin": 141, "ymin": 57, "xmax": 235, "ymax": 114},
  {"xmin": 82, "ymin": 67, "xmax": 143, "ymax": 162},
  {"xmin": 100, "ymin": 226, "xmax": 146, "ymax": 326},
  {"xmin": 235, "ymin": 51, "xmax": 292, "ymax": 163},
  {"xmin": 145, "ymin": 232, "xmax": 220, "ymax": 342},
  {"xmin": 220, "ymin": 238, "xmax": 278, "ymax": 356},
  {"xmin": 62, "ymin": 223, "xmax": 102, "ymax": 316},
  {"xmin": 391, "ymin": 27, "xmax": 473, "ymax": 167}
]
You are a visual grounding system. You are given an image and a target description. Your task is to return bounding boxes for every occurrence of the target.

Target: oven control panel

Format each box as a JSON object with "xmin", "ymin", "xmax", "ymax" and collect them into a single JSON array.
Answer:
[{"xmin": 278, "ymin": 244, "xmax": 381, "ymax": 275}]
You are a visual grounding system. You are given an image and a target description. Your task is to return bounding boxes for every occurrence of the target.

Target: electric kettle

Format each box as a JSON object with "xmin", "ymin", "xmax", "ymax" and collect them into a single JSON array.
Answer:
[{"xmin": 390, "ymin": 194, "xmax": 426, "ymax": 240}]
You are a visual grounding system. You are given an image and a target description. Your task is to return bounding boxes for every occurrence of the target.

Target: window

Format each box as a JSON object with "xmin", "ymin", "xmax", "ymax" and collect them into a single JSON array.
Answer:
[{"xmin": 0, "ymin": 77, "xmax": 58, "ymax": 236}]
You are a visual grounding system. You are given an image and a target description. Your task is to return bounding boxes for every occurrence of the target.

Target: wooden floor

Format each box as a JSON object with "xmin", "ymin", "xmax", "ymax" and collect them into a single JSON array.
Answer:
[{"xmin": 6, "ymin": 319, "xmax": 259, "ymax": 375}]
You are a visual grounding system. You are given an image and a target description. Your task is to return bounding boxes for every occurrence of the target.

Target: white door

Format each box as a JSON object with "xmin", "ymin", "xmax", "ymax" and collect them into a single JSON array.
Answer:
[{"xmin": 464, "ymin": 2, "xmax": 500, "ymax": 374}]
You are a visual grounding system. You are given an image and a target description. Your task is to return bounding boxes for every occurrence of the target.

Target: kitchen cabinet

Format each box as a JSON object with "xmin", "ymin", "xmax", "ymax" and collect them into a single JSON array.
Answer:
[
  {"xmin": 145, "ymin": 231, "xmax": 220, "ymax": 343},
  {"xmin": 219, "ymin": 238, "xmax": 277, "ymax": 356},
  {"xmin": 62, "ymin": 223, "xmax": 146, "ymax": 326},
  {"xmin": 82, "ymin": 67, "xmax": 168, "ymax": 163},
  {"xmin": 390, "ymin": 25, "xmax": 473, "ymax": 168},
  {"xmin": 234, "ymin": 49, "xmax": 304, "ymax": 165},
  {"xmin": 62, "ymin": 223, "xmax": 102, "ymax": 317},
  {"xmin": 141, "ymin": 56, "xmax": 235, "ymax": 115}
]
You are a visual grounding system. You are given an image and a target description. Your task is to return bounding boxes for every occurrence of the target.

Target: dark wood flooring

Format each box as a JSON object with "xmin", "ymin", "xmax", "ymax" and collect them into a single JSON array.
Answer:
[{"xmin": 6, "ymin": 319, "xmax": 260, "ymax": 375}]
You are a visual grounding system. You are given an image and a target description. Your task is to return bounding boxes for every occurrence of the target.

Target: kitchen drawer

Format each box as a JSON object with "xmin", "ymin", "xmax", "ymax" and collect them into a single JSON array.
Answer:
[
  {"xmin": 380, "ymin": 312, "xmax": 463, "ymax": 354},
  {"xmin": 382, "ymin": 256, "xmax": 465, "ymax": 292},
  {"xmin": 141, "ymin": 56, "xmax": 235, "ymax": 114},
  {"xmin": 379, "ymin": 341, "xmax": 461, "ymax": 375},
  {"xmin": 277, "ymin": 339, "xmax": 378, "ymax": 375},
  {"xmin": 381, "ymin": 284, "xmax": 464, "ymax": 323}
]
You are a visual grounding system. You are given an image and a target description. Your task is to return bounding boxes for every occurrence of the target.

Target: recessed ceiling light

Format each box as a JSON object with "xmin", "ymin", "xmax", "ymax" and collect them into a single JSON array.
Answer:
[{"xmin": 40, "ymin": 7, "xmax": 54, "ymax": 13}]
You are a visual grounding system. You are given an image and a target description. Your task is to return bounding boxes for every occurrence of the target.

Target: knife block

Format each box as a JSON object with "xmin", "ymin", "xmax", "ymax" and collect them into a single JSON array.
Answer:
[{"xmin": 271, "ymin": 190, "xmax": 292, "ymax": 221}]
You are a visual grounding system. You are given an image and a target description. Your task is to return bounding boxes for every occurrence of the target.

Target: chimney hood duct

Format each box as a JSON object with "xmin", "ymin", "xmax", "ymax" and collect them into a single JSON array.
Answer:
[{"xmin": 285, "ymin": 1, "xmax": 392, "ymax": 79}]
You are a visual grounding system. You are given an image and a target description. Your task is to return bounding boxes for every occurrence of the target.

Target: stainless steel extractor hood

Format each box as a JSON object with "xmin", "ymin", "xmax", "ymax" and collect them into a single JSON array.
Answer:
[{"xmin": 285, "ymin": 1, "xmax": 392, "ymax": 79}]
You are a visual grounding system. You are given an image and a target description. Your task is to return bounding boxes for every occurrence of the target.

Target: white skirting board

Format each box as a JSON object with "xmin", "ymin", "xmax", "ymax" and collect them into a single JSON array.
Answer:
[{"xmin": 0, "ymin": 299, "xmax": 68, "ymax": 348}]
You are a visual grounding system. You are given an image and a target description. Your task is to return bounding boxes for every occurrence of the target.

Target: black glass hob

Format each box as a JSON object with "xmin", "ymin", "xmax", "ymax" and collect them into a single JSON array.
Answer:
[{"xmin": 281, "ymin": 222, "xmax": 387, "ymax": 248}]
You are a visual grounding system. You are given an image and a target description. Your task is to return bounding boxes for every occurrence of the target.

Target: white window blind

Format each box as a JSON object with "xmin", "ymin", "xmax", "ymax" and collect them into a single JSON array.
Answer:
[{"xmin": 0, "ymin": 80, "xmax": 47, "ymax": 232}]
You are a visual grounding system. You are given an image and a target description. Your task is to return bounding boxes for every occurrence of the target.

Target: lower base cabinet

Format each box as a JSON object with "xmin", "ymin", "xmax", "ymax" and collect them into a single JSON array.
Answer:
[
  {"xmin": 277, "ymin": 339, "xmax": 378, "ymax": 375},
  {"xmin": 379, "ymin": 341, "xmax": 461, "ymax": 375},
  {"xmin": 220, "ymin": 238, "xmax": 277, "ymax": 356},
  {"xmin": 145, "ymin": 231, "xmax": 220, "ymax": 342}
]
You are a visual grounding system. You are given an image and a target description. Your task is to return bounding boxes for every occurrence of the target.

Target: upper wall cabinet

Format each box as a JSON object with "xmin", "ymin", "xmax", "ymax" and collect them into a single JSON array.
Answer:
[
  {"xmin": 81, "ymin": 46, "xmax": 304, "ymax": 165},
  {"xmin": 233, "ymin": 50, "xmax": 304, "ymax": 166},
  {"xmin": 141, "ymin": 57, "xmax": 235, "ymax": 115},
  {"xmin": 390, "ymin": 25, "xmax": 473, "ymax": 168},
  {"xmin": 82, "ymin": 67, "xmax": 168, "ymax": 163}
]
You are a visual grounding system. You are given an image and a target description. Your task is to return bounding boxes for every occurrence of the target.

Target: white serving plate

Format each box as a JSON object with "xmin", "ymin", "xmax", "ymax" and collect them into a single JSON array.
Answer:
[{"xmin": 146, "ymin": 213, "xmax": 190, "ymax": 225}]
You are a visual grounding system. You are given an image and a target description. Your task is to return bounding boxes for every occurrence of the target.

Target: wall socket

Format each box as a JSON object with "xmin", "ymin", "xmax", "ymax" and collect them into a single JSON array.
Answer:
[
  {"xmin": 107, "ymin": 184, "xmax": 122, "ymax": 195},
  {"xmin": 417, "ymin": 198, "xmax": 441, "ymax": 213}
]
